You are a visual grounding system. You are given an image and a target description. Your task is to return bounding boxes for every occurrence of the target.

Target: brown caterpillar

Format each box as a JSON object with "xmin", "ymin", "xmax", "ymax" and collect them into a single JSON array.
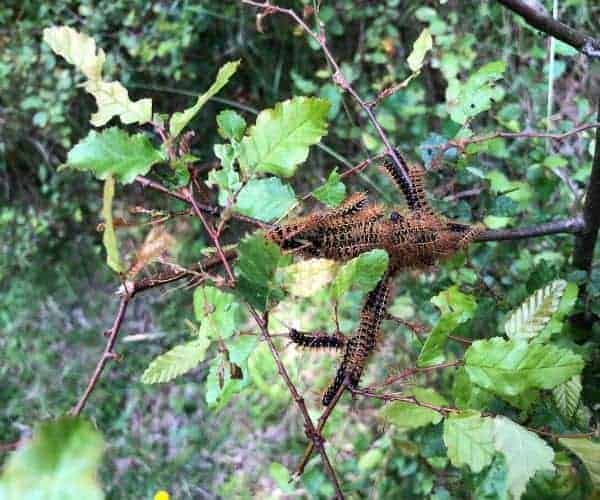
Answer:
[{"xmin": 268, "ymin": 152, "xmax": 483, "ymax": 405}]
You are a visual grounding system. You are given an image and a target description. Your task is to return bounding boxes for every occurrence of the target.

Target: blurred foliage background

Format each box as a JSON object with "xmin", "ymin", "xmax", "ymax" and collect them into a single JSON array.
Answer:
[{"xmin": 1, "ymin": 0, "xmax": 599, "ymax": 498}]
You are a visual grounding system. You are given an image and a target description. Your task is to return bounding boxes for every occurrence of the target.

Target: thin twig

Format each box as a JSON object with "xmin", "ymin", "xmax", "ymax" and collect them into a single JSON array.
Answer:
[
  {"xmin": 241, "ymin": 0, "xmax": 414, "ymax": 198},
  {"xmin": 475, "ymin": 216, "xmax": 585, "ymax": 242},
  {"xmin": 247, "ymin": 306, "xmax": 345, "ymax": 499}
]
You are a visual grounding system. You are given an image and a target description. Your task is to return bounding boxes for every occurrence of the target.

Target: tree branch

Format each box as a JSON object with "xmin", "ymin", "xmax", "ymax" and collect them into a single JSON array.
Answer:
[
  {"xmin": 475, "ymin": 216, "xmax": 585, "ymax": 242},
  {"xmin": 247, "ymin": 307, "xmax": 345, "ymax": 499},
  {"xmin": 495, "ymin": 0, "xmax": 600, "ymax": 58},
  {"xmin": 573, "ymin": 102, "xmax": 600, "ymax": 275}
]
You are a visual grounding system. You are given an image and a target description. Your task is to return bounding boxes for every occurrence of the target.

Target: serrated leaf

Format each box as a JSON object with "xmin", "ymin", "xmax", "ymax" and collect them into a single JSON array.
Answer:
[
  {"xmin": 277, "ymin": 258, "xmax": 337, "ymax": 297},
  {"xmin": 0, "ymin": 417, "xmax": 104, "ymax": 500},
  {"xmin": 312, "ymin": 167, "xmax": 347, "ymax": 207},
  {"xmin": 141, "ymin": 337, "xmax": 210, "ymax": 384},
  {"xmin": 443, "ymin": 411, "xmax": 495, "ymax": 473},
  {"xmin": 418, "ymin": 286, "xmax": 476, "ymax": 367},
  {"xmin": 504, "ymin": 280, "xmax": 567, "ymax": 340},
  {"xmin": 330, "ymin": 249, "xmax": 389, "ymax": 300},
  {"xmin": 238, "ymin": 96, "xmax": 330, "ymax": 177},
  {"xmin": 101, "ymin": 175, "xmax": 122, "ymax": 273},
  {"xmin": 559, "ymin": 438, "xmax": 600, "ymax": 490},
  {"xmin": 208, "ymin": 143, "xmax": 242, "ymax": 206},
  {"xmin": 217, "ymin": 109, "xmax": 246, "ymax": 140},
  {"xmin": 464, "ymin": 338, "xmax": 584, "ymax": 397},
  {"xmin": 552, "ymin": 375, "xmax": 582, "ymax": 421},
  {"xmin": 169, "ymin": 60, "xmax": 240, "ymax": 138},
  {"xmin": 84, "ymin": 80, "xmax": 152, "ymax": 127},
  {"xmin": 43, "ymin": 26, "xmax": 105, "ymax": 80},
  {"xmin": 234, "ymin": 177, "xmax": 297, "ymax": 222},
  {"xmin": 492, "ymin": 416, "xmax": 555, "ymax": 499},
  {"xmin": 66, "ymin": 128, "xmax": 164, "ymax": 183},
  {"xmin": 193, "ymin": 286, "xmax": 242, "ymax": 340},
  {"xmin": 379, "ymin": 387, "xmax": 447, "ymax": 431},
  {"xmin": 448, "ymin": 61, "xmax": 506, "ymax": 125},
  {"xmin": 407, "ymin": 28, "xmax": 433, "ymax": 72},
  {"xmin": 234, "ymin": 233, "xmax": 292, "ymax": 311}
]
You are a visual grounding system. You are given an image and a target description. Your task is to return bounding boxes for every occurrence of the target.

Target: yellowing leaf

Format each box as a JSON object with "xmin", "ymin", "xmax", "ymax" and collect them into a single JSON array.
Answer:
[
  {"xmin": 278, "ymin": 258, "xmax": 338, "ymax": 297},
  {"xmin": 85, "ymin": 80, "xmax": 152, "ymax": 127},
  {"xmin": 43, "ymin": 26, "xmax": 105, "ymax": 80},
  {"xmin": 443, "ymin": 411, "xmax": 495, "ymax": 473},
  {"xmin": 407, "ymin": 28, "xmax": 433, "ymax": 72},
  {"xmin": 504, "ymin": 280, "xmax": 567, "ymax": 340},
  {"xmin": 169, "ymin": 60, "xmax": 240, "ymax": 138},
  {"xmin": 101, "ymin": 175, "xmax": 122, "ymax": 273}
]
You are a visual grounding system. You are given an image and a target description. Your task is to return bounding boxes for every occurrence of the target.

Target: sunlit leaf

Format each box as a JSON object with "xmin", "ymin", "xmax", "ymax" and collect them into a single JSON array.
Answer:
[
  {"xmin": 312, "ymin": 167, "xmax": 347, "ymax": 207},
  {"xmin": 239, "ymin": 96, "xmax": 330, "ymax": 177},
  {"xmin": 169, "ymin": 60, "xmax": 240, "ymax": 138},
  {"xmin": 194, "ymin": 286, "xmax": 242, "ymax": 340},
  {"xmin": 277, "ymin": 258, "xmax": 337, "ymax": 297},
  {"xmin": 85, "ymin": 80, "xmax": 152, "ymax": 127},
  {"xmin": 492, "ymin": 416, "xmax": 554, "ymax": 499},
  {"xmin": 0, "ymin": 417, "xmax": 104, "ymax": 500},
  {"xmin": 331, "ymin": 249, "xmax": 389, "ymax": 300},
  {"xmin": 141, "ymin": 337, "xmax": 210, "ymax": 384},
  {"xmin": 234, "ymin": 177, "xmax": 297, "ymax": 222},
  {"xmin": 443, "ymin": 411, "xmax": 495, "ymax": 473},
  {"xmin": 407, "ymin": 28, "xmax": 433, "ymax": 72},
  {"xmin": 464, "ymin": 338, "xmax": 583, "ymax": 397},
  {"xmin": 43, "ymin": 26, "xmax": 105, "ymax": 80},
  {"xmin": 101, "ymin": 175, "xmax": 122, "ymax": 273},
  {"xmin": 208, "ymin": 143, "xmax": 242, "ymax": 206},
  {"xmin": 66, "ymin": 128, "xmax": 165, "ymax": 183},
  {"xmin": 504, "ymin": 280, "xmax": 566, "ymax": 340}
]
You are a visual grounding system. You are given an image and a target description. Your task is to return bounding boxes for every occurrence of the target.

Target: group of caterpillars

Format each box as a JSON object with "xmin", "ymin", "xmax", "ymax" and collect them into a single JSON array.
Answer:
[{"xmin": 267, "ymin": 151, "xmax": 483, "ymax": 405}]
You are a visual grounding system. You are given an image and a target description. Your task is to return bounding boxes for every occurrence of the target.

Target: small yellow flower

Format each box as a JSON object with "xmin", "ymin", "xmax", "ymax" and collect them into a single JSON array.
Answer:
[{"xmin": 153, "ymin": 490, "xmax": 170, "ymax": 500}]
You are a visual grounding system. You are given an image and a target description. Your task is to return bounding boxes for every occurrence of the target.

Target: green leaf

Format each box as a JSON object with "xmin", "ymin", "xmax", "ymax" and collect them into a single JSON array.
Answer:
[
  {"xmin": 418, "ymin": 286, "xmax": 476, "ymax": 367},
  {"xmin": 312, "ymin": 167, "xmax": 347, "ymax": 207},
  {"xmin": 208, "ymin": 143, "xmax": 242, "ymax": 206},
  {"xmin": 330, "ymin": 249, "xmax": 389, "ymax": 300},
  {"xmin": 225, "ymin": 335, "xmax": 258, "ymax": 365},
  {"xmin": 0, "ymin": 417, "xmax": 104, "ymax": 500},
  {"xmin": 234, "ymin": 233, "xmax": 292, "ymax": 311},
  {"xmin": 407, "ymin": 28, "xmax": 433, "ymax": 72},
  {"xmin": 448, "ymin": 61, "xmax": 506, "ymax": 125},
  {"xmin": 238, "ymin": 96, "xmax": 330, "ymax": 177},
  {"xmin": 234, "ymin": 178, "xmax": 297, "ymax": 222},
  {"xmin": 169, "ymin": 60, "xmax": 240, "ymax": 138},
  {"xmin": 205, "ymin": 355, "xmax": 249, "ymax": 410},
  {"xmin": 101, "ymin": 175, "xmax": 122, "ymax": 273},
  {"xmin": 559, "ymin": 438, "xmax": 600, "ymax": 490},
  {"xmin": 379, "ymin": 387, "xmax": 448, "ymax": 431},
  {"xmin": 358, "ymin": 449, "xmax": 384, "ymax": 472},
  {"xmin": 217, "ymin": 109, "xmax": 246, "ymax": 141},
  {"xmin": 84, "ymin": 80, "xmax": 152, "ymax": 127},
  {"xmin": 269, "ymin": 463, "xmax": 294, "ymax": 493},
  {"xmin": 552, "ymin": 375, "xmax": 582, "ymax": 421},
  {"xmin": 43, "ymin": 26, "xmax": 105, "ymax": 80},
  {"xmin": 141, "ymin": 337, "xmax": 210, "ymax": 384},
  {"xmin": 66, "ymin": 128, "xmax": 164, "ymax": 184},
  {"xmin": 443, "ymin": 411, "xmax": 495, "ymax": 473},
  {"xmin": 504, "ymin": 280, "xmax": 567, "ymax": 340},
  {"xmin": 464, "ymin": 338, "xmax": 584, "ymax": 397},
  {"xmin": 492, "ymin": 416, "xmax": 555, "ymax": 499},
  {"xmin": 193, "ymin": 286, "xmax": 242, "ymax": 340},
  {"xmin": 277, "ymin": 258, "xmax": 337, "ymax": 298}
]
